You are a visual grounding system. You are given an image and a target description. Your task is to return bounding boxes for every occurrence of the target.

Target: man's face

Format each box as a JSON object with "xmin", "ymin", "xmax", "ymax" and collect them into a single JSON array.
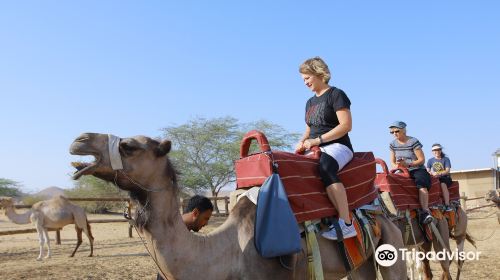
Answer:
[{"xmin": 191, "ymin": 209, "xmax": 213, "ymax": 232}]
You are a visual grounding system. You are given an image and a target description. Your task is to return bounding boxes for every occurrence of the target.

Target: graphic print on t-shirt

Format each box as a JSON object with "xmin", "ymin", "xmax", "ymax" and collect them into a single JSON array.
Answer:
[
  {"xmin": 306, "ymin": 102, "xmax": 326, "ymax": 127},
  {"xmin": 432, "ymin": 161, "xmax": 445, "ymax": 172}
]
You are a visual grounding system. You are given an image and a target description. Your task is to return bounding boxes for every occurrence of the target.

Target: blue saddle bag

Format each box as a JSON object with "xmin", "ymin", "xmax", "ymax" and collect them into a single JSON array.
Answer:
[{"xmin": 254, "ymin": 173, "xmax": 302, "ymax": 258}]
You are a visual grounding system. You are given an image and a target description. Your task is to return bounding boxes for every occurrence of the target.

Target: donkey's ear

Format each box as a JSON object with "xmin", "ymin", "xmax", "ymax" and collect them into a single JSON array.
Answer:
[{"xmin": 155, "ymin": 140, "xmax": 171, "ymax": 157}]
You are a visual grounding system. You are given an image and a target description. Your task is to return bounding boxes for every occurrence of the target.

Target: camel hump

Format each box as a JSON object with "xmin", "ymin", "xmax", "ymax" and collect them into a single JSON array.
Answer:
[
  {"xmin": 50, "ymin": 195, "xmax": 70, "ymax": 205},
  {"xmin": 56, "ymin": 195, "xmax": 69, "ymax": 201}
]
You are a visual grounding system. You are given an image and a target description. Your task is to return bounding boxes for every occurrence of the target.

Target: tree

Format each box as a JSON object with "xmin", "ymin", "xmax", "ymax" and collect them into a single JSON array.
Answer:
[
  {"xmin": 66, "ymin": 175, "xmax": 127, "ymax": 213},
  {"xmin": 161, "ymin": 116, "xmax": 298, "ymax": 213},
  {"xmin": 0, "ymin": 178, "xmax": 22, "ymax": 197}
]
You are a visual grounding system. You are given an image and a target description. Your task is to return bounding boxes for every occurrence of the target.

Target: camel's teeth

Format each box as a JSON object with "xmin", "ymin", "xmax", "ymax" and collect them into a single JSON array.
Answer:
[{"xmin": 71, "ymin": 162, "xmax": 89, "ymax": 171}]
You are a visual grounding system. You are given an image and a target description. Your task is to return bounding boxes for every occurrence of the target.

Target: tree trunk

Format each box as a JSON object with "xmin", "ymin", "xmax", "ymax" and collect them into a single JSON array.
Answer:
[{"xmin": 212, "ymin": 190, "xmax": 220, "ymax": 214}]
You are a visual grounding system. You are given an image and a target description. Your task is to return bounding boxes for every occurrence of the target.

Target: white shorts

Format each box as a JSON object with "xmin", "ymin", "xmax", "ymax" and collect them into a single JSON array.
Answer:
[{"xmin": 320, "ymin": 143, "xmax": 353, "ymax": 171}]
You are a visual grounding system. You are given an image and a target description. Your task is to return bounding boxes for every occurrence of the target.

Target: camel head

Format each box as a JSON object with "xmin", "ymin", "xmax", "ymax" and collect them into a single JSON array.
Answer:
[
  {"xmin": 485, "ymin": 189, "xmax": 500, "ymax": 204},
  {"xmin": 69, "ymin": 133, "xmax": 177, "ymax": 195},
  {"xmin": 0, "ymin": 196, "xmax": 14, "ymax": 209}
]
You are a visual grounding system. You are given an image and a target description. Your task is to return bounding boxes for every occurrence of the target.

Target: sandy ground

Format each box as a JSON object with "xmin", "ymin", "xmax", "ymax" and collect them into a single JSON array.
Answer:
[{"xmin": 0, "ymin": 209, "xmax": 498, "ymax": 279}]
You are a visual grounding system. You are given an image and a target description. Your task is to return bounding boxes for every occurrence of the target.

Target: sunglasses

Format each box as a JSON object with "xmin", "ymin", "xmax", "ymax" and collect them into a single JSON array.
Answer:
[{"xmin": 390, "ymin": 130, "xmax": 400, "ymax": 134}]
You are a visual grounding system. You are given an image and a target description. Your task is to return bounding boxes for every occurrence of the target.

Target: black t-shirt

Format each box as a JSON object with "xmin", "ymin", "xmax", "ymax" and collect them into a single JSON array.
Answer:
[{"xmin": 305, "ymin": 87, "xmax": 353, "ymax": 151}]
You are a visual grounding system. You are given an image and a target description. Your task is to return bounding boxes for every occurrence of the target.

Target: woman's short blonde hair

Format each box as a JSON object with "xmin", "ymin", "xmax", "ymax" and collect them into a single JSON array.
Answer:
[{"xmin": 299, "ymin": 57, "xmax": 331, "ymax": 84}]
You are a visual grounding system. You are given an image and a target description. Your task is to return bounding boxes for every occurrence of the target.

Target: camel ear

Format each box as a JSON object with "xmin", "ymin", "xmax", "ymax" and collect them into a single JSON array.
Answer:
[{"xmin": 156, "ymin": 140, "xmax": 171, "ymax": 157}]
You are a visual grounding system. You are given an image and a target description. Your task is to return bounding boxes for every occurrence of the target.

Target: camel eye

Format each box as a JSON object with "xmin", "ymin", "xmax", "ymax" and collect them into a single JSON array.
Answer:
[{"xmin": 120, "ymin": 142, "xmax": 140, "ymax": 156}]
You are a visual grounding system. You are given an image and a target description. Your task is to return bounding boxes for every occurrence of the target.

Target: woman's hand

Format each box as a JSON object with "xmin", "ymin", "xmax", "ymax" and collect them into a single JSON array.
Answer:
[
  {"xmin": 397, "ymin": 161, "xmax": 409, "ymax": 169},
  {"xmin": 295, "ymin": 141, "xmax": 306, "ymax": 153},
  {"xmin": 303, "ymin": 138, "xmax": 320, "ymax": 150}
]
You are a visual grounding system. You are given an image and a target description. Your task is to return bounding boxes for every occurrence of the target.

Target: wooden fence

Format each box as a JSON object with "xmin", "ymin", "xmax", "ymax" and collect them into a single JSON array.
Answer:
[{"xmin": 460, "ymin": 192, "xmax": 496, "ymax": 213}]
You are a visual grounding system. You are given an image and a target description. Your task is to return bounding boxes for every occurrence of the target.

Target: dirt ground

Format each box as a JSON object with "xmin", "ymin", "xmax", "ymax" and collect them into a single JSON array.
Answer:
[{"xmin": 0, "ymin": 209, "xmax": 498, "ymax": 280}]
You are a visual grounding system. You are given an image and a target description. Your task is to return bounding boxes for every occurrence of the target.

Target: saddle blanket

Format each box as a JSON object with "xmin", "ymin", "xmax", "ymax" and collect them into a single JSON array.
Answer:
[
  {"xmin": 374, "ymin": 158, "xmax": 460, "ymax": 211},
  {"xmin": 235, "ymin": 130, "xmax": 379, "ymax": 223}
]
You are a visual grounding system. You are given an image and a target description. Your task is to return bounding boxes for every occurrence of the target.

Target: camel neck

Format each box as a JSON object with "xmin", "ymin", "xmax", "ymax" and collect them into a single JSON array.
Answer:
[
  {"xmin": 5, "ymin": 206, "xmax": 32, "ymax": 224},
  {"xmin": 142, "ymin": 186, "xmax": 235, "ymax": 279}
]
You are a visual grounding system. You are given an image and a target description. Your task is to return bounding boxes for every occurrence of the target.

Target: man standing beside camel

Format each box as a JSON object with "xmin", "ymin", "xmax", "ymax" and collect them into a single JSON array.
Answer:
[
  {"xmin": 157, "ymin": 195, "xmax": 213, "ymax": 280},
  {"xmin": 181, "ymin": 195, "xmax": 214, "ymax": 232}
]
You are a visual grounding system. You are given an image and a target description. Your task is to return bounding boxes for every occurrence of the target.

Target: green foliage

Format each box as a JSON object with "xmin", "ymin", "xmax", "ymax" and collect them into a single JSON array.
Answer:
[
  {"xmin": 22, "ymin": 195, "xmax": 45, "ymax": 206},
  {"xmin": 242, "ymin": 119, "xmax": 299, "ymax": 155},
  {"xmin": 67, "ymin": 175, "xmax": 127, "ymax": 213},
  {"xmin": 161, "ymin": 117, "xmax": 299, "ymax": 204},
  {"xmin": 0, "ymin": 178, "xmax": 22, "ymax": 197}
]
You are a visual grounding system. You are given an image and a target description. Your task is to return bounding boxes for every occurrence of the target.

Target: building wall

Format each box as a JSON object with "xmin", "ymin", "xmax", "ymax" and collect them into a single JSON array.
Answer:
[{"xmin": 450, "ymin": 169, "xmax": 496, "ymax": 207}]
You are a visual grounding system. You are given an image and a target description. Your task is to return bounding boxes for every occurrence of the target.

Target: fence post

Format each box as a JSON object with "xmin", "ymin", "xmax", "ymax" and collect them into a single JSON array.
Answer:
[
  {"xmin": 461, "ymin": 192, "xmax": 467, "ymax": 210},
  {"xmin": 56, "ymin": 229, "xmax": 61, "ymax": 245},
  {"xmin": 224, "ymin": 197, "xmax": 229, "ymax": 216}
]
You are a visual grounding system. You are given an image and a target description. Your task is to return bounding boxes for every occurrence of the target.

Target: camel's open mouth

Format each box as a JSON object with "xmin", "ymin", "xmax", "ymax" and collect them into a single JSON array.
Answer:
[{"xmin": 71, "ymin": 156, "xmax": 99, "ymax": 180}]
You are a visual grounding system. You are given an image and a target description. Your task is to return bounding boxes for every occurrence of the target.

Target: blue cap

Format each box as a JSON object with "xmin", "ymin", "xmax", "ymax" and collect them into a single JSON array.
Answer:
[{"xmin": 389, "ymin": 121, "xmax": 406, "ymax": 129}]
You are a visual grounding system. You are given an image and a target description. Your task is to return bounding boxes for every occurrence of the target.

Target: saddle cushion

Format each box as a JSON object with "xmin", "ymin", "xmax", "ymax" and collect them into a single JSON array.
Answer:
[
  {"xmin": 448, "ymin": 181, "xmax": 460, "ymax": 201},
  {"xmin": 235, "ymin": 130, "xmax": 378, "ymax": 223},
  {"xmin": 374, "ymin": 158, "xmax": 461, "ymax": 211}
]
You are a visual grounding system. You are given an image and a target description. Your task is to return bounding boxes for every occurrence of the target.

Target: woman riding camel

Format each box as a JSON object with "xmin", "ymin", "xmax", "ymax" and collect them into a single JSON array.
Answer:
[
  {"xmin": 388, "ymin": 121, "xmax": 433, "ymax": 224},
  {"xmin": 427, "ymin": 143, "xmax": 453, "ymax": 211},
  {"xmin": 295, "ymin": 57, "xmax": 356, "ymax": 240}
]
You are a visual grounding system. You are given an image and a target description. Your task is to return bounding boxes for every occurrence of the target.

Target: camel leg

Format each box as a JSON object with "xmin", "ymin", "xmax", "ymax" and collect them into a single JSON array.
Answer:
[
  {"xmin": 32, "ymin": 213, "xmax": 45, "ymax": 261},
  {"xmin": 376, "ymin": 215, "xmax": 407, "ymax": 280},
  {"xmin": 351, "ymin": 256, "xmax": 377, "ymax": 280},
  {"xmin": 70, "ymin": 226, "xmax": 83, "ymax": 257},
  {"xmin": 35, "ymin": 226, "xmax": 45, "ymax": 261},
  {"xmin": 83, "ymin": 222, "xmax": 94, "ymax": 257},
  {"xmin": 406, "ymin": 246, "xmax": 423, "ymax": 280},
  {"xmin": 455, "ymin": 234, "xmax": 467, "ymax": 280},
  {"xmin": 420, "ymin": 242, "xmax": 433, "ymax": 280},
  {"xmin": 452, "ymin": 208, "xmax": 470, "ymax": 280},
  {"xmin": 415, "ymin": 256, "xmax": 424, "ymax": 280},
  {"xmin": 43, "ymin": 227, "xmax": 51, "ymax": 259},
  {"xmin": 74, "ymin": 212, "xmax": 94, "ymax": 257},
  {"xmin": 407, "ymin": 255, "xmax": 415, "ymax": 280},
  {"xmin": 432, "ymin": 220, "xmax": 451, "ymax": 280}
]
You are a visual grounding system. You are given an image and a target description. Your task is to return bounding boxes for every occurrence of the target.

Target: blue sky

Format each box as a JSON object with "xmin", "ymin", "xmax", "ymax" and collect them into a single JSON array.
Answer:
[{"xmin": 1, "ymin": 1, "xmax": 499, "ymax": 193}]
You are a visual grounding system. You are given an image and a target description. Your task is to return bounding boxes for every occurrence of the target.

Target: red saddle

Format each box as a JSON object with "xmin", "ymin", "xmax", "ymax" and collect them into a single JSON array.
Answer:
[
  {"xmin": 448, "ymin": 181, "xmax": 460, "ymax": 201},
  {"xmin": 374, "ymin": 158, "xmax": 460, "ymax": 211},
  {"xmin": 235, "ymin": 130, "xmax": 378, "ymax": 223}
]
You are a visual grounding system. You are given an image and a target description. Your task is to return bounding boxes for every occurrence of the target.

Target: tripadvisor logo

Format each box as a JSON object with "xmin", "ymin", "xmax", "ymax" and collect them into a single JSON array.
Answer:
[
  {"xmin": 375, "ymin": 244, "xmax": 398, "ymax": 267},
  {"xmin": 375, "ymin": 244, "xmax": 482, "ymax": 267}
]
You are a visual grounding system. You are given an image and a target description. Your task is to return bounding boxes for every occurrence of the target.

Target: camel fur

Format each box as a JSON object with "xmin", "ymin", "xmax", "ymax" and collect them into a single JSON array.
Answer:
[{"xmin": 0, "ymin": 196, "xmax": 94, "ymax": 260}]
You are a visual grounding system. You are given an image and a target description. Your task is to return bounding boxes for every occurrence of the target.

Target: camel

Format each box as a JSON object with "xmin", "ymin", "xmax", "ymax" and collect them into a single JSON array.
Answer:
[
  {"xmin": 380, "ymin": 196, "xmax": 474, "ymax": 280},
  {"xmin": 0, "ymin": 196, "xmax": 94, "ymax": 260},
  {"xmin": 448, "ymin": 203, "xmax": 475, "ymax": 280},
  {"xmin": 485, "ymin": 189, "xmax": 500, "ymax": 224},
  {"xmin": 394, "ymin": 210, "xmax": 452, "ymax": 280},
  {"xmin": 70, "ymin": 132, "xmax": 407, "ymax": 279}
]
